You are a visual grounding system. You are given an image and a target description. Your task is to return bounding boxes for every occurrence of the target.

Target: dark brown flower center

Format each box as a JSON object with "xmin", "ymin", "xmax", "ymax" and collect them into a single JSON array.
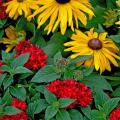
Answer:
[
  {"xmin": 17, "ymin": 0, "xmax": 23, "ymax": 2},
  {"xmin": 88, "ymin": 38, "xmax": 102, "ymax": 50},
  {"xmin": 56, "ymin": 0, "xmax": 70, "ymax": 4}
]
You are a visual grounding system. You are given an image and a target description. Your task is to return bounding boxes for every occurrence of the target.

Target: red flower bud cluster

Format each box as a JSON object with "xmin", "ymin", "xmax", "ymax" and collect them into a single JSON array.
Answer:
[
  {"xmin": 0, "ymin": 0, "xmax": 7, "ymax": 19},
  {"xmin": 109, "ymin": 108, "xmax": 120, "ymax": 120},
  {"xmin": 0, "ymin": 60, "xmax": 3, "ymax": 74},
  {"xmin": 15, "ymin": 40, "xmax": 48, "ymax": 70},
  {"xmin": 47, "ymin": 79, "xmax": 92, "ymax": 108},
  {"xmin": 0, "ymin": 98, "xmax": 28, "ymax": 120}
]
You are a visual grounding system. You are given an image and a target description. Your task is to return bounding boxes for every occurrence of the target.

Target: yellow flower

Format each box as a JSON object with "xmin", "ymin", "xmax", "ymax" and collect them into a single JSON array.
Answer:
[
  {"xmin": 5, "ymin": 0, "xmax": 40, "ymax": 20},
  {"xmin": 28, "ymin": 0, "xmax": 94, "ymax": 35},
  {"xmin": 64, "ymin": 28, "xmax": 120, "ymax": 74},
  {"xmin": 115, "ymin": 21, "xmax": 120, "ymax": 26},
  {"xmin": 0, "ymin": 26, "xmax": 26, "ymax": 52}
]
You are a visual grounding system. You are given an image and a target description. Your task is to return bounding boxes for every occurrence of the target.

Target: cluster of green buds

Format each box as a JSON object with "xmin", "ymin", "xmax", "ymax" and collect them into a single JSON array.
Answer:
[
  {"xmin": 55, "ymin": 58, "xmax": 70, "ymax": 74},
  {"xmin": 103, "ymin": 9, "xmax": 117, "ymax": 28}
]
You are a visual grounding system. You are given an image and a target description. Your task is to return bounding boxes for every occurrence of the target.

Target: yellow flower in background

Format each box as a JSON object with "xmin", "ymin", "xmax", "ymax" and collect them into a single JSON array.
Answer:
[
  {"xmin": 64, "ymin": 28, "xmax": 120, "ymax": 74},
  {"xmin": 5, "ymin": 0, "xmax": 40, "ymax": 20},
  {"xmin": 28, "ymin": 0, "xmax": 94, "ymax": 35},
  {"xmin": 115, "ymin": 21, "xmax": 120, "ymax": 26},
  {"xmin": 0, "ymin": 26, "xmax": 26, "ymax": 52}
]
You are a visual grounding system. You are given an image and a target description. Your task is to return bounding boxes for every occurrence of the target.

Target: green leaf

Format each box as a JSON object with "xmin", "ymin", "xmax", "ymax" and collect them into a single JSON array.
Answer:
[
  {"xmin": 26, "ymin": 99, "xmax": 48, "ymax": 115},
  {"xmin": 0, "ymin": 74, "xmax": 6, "ymax": 87},
  {"xmin": 104, "ymin": 76, "xmax": 120, "ymax": 81},
  {"xmin": 31, "ymin": 65, "xmax": 60, "ymax": 83},
  {"xmin": 69, "ymin": 109, "xmax": 83, "ymax": 120},
  {"xmin": 11, "ymin": 53, "xmax": 30, "ymax": 68},
  {"xmin": 93, "ymin": 89, "xmax": 109, "ymax": 107},
  {"xmin": 91, "ymin": 110, "xmax": 106, "ymax": 120},
  {"xmin": 106, "ymin": 0, "xmax": 116, "ymax": 8},
  {"xmin": 1, "ymin": 51, "xmax": 15, "ymax": 63},
  {"xmin": 16, "ymin": 17, "xmax": 35, "ymax": 36},
  {"xmin": 59, "ymin": 98, "xmax": 75, "ymax": 108},
  {"xmin": 2, "ymin": 91, "xmax": 12, "ymax": 106},
  {"xmin": 3, "ymin": 76, "xmax": 13, "ymax": 90},
  {"xmin": 1, "ymin": 65, "xmax": 11, "ymax": 72},
  {"xmin": 109, "ymin": 35, "xmax": 120, "ymax": 43},
  {"xmin": 10, "ymin": 86, "xmax": 26, "ymax": 101},
  {"xmin": 4, "ymin": 106, "xmax": 21, "ymax": 115},
  {"xmin": 43, "ymin": 43, "xmax": 61, "ymax": 58},
  {"xmin": 45, "ymin": 106, "xmax": 58, "ymax": 120},
  {"xmin": 30, "ymin": 29, "xmax": 46, "ymax": 48},
  {"xmin": 71, "ymin": 56, "xmax": 92, "ymax": 63},
  {"xmin": 84, "ymin": 74, "xmax": 112, "ymax": 91},
  {"xmin": 34, "ymin": 99, "xmax": 48, "ymax": 114},
  {"xmin": 54, "ymin": 52, "xmax": 63, "ymax": 65},
  {"xmin": 15, "ymin": 66, "xmax": 33, "ymax": 74},
  {"xmin": 112, "ymin": 86, "xmax": 120, "ymax": 97},
  {"xmin": 102, "ymin": 98, "xmax": 120, "ymax": 115},
  {"xmin": 44, "ymin": 88, "xmax": 57, "ymax": 104},
  {"xmin": 56, "ymin": 110, "xmax": 71, "ymax": 120},
  {"xmin": 81, "ymin": 106, "xmax": 92, "ymax": 119}
]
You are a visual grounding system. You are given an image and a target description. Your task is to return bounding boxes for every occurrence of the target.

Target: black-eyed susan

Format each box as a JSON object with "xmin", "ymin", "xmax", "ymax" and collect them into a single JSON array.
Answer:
[
  {"xmin": 28, "ymin": 0, "xmax": 94, "ymax": 35},
  {"xmin": 115, "ymin": 21, "xmax": 120, "ymax": 27},
  {"xmin": 64, "ymin": 28, "xmax": 120, "ymax": 73},
  {"xmin": 5, "ymin": 0, "xmax": 40, "ymax": 19},
  {"xmin": 0, "ymin": 25, "xmax": 26, "ymax": 52}
]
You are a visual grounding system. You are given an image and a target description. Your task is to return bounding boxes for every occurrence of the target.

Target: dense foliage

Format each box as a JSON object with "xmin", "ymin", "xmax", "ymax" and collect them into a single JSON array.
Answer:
[{"xmin": 0, "ymin": 0, "xmax": 120, "ymax": 120}]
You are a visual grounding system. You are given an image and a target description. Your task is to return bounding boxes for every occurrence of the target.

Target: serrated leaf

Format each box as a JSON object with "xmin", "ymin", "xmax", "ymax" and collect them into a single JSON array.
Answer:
[
  {"xmin": 34, "ymin": 99, "xmax": 48, "ymax": 114},
  {"xmin": 31, "ymin": 65, "xmax": 60, "ymax": 83},
  {"xmin": 2, "ymin": 91, "xmax": 12, "ymax": 106},
  {"xmin": 112, "ymin": 86, "xmax": 120, "ymax": 97},
  {"xmin": 3, "ymin": 76, "xmax": 13, "ymax": 90},
  {"xmin": 15, "ymin": 66, "xmax": 33, "ymax": 74},
  {"xmin": 10, "ymin": 86, "xmax": 26, "ymax": 101},
  {"xmin": 44, "ymin": 88, "xmax": 57, "ymax": 104},
  {"xmin": 11, "ymin": 53, "xmax": 30, "ymax": 68},
  {"xmin": 59, "ymin": 98, "xmax": 75, "ymax": 108},
  {"xmin": 84, "ymin": 74, "xmax": 112, "ymax": 91},
  {"xmin": 0, "ymin": 74, "xmax": 6, "ymax": 87},
  {"xmin": 93, "ymin": 89, "xmax": 109, "ymax": 107},
  {"xmin": 102, "ymin": 98, "xmax": 120, "ymax": 115},
  {"xmin": 4, "ymin": 106, "xmax": 21, "ymax": 115},
  {"xmin": 69, "ymin": 109, "xmax": 83, "ymax": 120},
  {"xmin": 56, "ymin": 110, "xmax": 71, "ymax": 120},
  {"xmin": 81, "ymin": 106, "xmax": 92, "ymax": 119},
  {"xmin": 91, "ymin": 110, "xmax": 106, "ymax": 120},
  {"xmin": 45, "ymin": 106, "xmax": 58, "ymax": 120}
]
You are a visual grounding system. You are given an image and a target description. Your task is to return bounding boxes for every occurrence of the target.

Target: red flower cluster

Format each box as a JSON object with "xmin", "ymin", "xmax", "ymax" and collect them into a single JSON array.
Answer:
[
  {"xmin": 15, "ymin": 40, "xmax": 48, "ymax": 70},
  {"xmin": 0, "ymin": 98, "xmax": 28, "ymax": 120},
  {"xmin": 109, "ymin": 108, "xmax": 120, "ymax": 120},
  {"xmin": 0, "ymin": 60, "xmax": 3, "ymax": 74},
  {"xmin": 0, "ymin": 0, "xmax": 7, "ymax": 19},
  {"xmin": 47, "ymin": 79, "xmax": 92, "ymax": 108},
  {"xmin": 11, "ymin": 98, "xmax": 27, "ymax": 111}
]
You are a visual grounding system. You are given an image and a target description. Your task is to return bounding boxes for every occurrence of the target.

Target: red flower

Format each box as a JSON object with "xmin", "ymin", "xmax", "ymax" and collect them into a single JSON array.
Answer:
[
  {"xmin": 0, "ymin": 112, "xmax": 28, "ymax": 120},
  {"xmin": 47, "ymin": 79, "xmax": 92, "ymax": 108},
  {"xmin": 0, "ymin": 1, "xmax": 7, "ymax": 19},
  {"xmin": 15, "ymin": 40, "xmax": 48, "ymax": 70},
  {"xmin": 0, "ymin": 98, "xmax": 28, "ymax": 120},
  {"xmin": 11, "ymin": 98, "xmax": 27, "ymax": 111},
  {"xmin": 0, "ymin": 61, "xmax": 3, "ymax": 74},
  {"xmin": 0, "ymin": 0, "xmax": 3, "ymax": 5},
  {"xmin": 109, "ymin": 108, "xmax": 120, "ymax": 120}
]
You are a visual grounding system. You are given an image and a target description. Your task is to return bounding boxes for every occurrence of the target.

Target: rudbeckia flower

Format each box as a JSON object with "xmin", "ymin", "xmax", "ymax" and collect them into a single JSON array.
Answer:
[
  {"xmin": 5, "ymin": 0, "xmax": 40, "ymax": 19},
  {"xmin": 0, "ymin": 25, "xmax": 26, "ymax": 52},
  {"xmin": 28, "ymin": 0, "xmax": 94, "ymax": 35},
  {"xmin": 115, "ymin": 21, "xmax": 120, "ymax": 27},
  {"xmin": 64, "ymin": 28, "xmax": 120, "ymax": 73}
]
